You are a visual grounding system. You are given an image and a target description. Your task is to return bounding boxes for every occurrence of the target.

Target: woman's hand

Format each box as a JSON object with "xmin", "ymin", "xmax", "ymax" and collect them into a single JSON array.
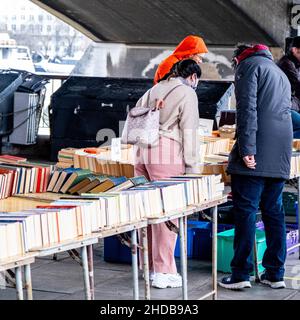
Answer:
[{"xmin": 155, "ymin": 99, "xmax": 165, "ymax": 110}]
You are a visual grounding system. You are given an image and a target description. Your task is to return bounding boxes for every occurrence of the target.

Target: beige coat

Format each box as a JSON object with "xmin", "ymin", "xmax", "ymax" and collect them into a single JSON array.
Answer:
[{"xmin": 136, "ymin": 77, "xmax": 200, "ymax": 173}]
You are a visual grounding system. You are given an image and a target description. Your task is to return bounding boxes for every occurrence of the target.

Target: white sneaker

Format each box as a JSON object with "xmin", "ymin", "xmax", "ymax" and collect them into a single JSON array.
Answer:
[
  {"xmin": 259, "ymin": 272, "xmax": 286, "ymax": 289},
  {"xmin": 142, "ymin": 271, "xmax": 156, "ymax": 281},
  {"xmin": 150, "ymin": 271, "xmax": 155, "ymax": 281},
  {"xmin": 152, "ymin": 273, "xmax": 182, "ymax": 289}
]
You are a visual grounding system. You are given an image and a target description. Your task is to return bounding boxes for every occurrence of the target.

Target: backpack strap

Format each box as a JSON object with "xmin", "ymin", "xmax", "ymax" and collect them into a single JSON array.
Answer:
[
  {"xmin": 147, "ymin": 84, "xmax": 184, "ymax": 110},
  {"xmin": 162, "ymin": 84, "xmax": 184, "ymax": 101},
  {"xmin": 146, "ymin": 88, "xmax": 152, "ymax": 109}
]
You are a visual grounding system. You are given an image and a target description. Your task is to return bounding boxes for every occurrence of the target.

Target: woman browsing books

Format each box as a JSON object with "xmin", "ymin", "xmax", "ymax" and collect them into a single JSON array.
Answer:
[{"xmin": 134, "ymin": 59, "xmax": 201, "ymax": 289}]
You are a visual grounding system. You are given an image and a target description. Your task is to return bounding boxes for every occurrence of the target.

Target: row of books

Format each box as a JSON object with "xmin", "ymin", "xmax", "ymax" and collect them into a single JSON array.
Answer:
[
  {"xmin": 0, "ymin": 161, "xmax": 53, "ymax": 200},
  {"xmin": 199, "ymin": 136, "xmax": 232, "ymax": 163},
  {"xmin": 56, "ymin": 148, "xmax": 77, "ymax": 169},
  {"xmin": 55, "ymin": 138, "xmax": 233, "ymax": 178},
  {"xmin": 71, "ymin": 139, "xmax": 232, "ymax": 170},
  {"xmin": 199, "ymin": 163, "xmax": 230, "ymax": 185},
  {"xmin": 0, "ymin": 154, "xmax": 27, "ymax": 164},
  {"xmin": 0, "ymin": 174, "xmax": 225, "ymax": 261},
  {"xmin": 73, "ymin": 145, "xmax": 133, "ymax": 168},
  {"xmin": 73, "ymin": 146, "xmax": 134, "ymax": 177},
  {"xmin": 55, "ymin": 145, "xmax": 135, "ymax": 176},
  {"xmin": 47, "ymin": 168, "xmax": 144, "ymax": 194}
]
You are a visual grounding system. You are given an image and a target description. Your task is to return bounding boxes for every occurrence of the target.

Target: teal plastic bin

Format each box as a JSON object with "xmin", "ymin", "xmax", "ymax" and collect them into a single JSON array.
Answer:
[{"xmin": 217, "ymin": 228, "xmax": 267, "ymax": 273}]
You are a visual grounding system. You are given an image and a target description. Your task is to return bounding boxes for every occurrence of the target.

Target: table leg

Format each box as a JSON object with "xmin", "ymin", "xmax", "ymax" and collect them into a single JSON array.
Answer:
[
  {"xmin": 297, "ymin": 177, "xmax": 300, "ymax": 259},
  {"xmin": 253, "ymin": 234, "xmax": 260, "ymax": 282},
  {"xmin": 179, "ymin": 216, "xmax": 188, "ymax": 300},
  {"xmin": 81, "ymin": 246, "xmax": 91, "ymax": 300},
  {"xmin": 24, "ymin": 264, "xmax": 33, "ymax": 300},
  {"xmin": 212, "ymin": 205, "xmax": 218, "ymax": 300},
  {"xmin": 131, "ymin": 229, "xmax": 139, "ymax": 300},
  {"xmin": 15, "ymin": 266, "xmax": 23, "ymax": 300},
  {"xmin": 87, "ymin": 245, "xmax": 95, "ymax": 300},
  {"xmin": 142, "ymin": 227, "xmax": 150, "ymax": 300}
]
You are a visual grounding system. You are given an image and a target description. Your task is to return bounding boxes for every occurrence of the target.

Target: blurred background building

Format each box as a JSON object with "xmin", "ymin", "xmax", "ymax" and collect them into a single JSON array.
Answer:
[{"xmin": 0, "ymin": 0, "xmax": 91, "ymax": 59}]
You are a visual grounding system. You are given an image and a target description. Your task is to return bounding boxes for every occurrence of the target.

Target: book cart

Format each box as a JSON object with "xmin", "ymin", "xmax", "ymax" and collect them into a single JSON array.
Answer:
[
  {"xmin": 1, "ymin": 193, "xmax": 228, "ymax": 300},
  {"xmin": 0, "ymin": 253, "xmax": 36, "ymax": 300},
  {"xmin": 147, "ymin": 196, "xmax": 228, "ymax": 300}
]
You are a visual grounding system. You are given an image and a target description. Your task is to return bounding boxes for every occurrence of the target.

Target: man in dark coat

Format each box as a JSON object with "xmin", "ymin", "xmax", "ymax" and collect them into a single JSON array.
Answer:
[
  {"xmin": 278, "ymin": 36, "xmax": 300, "ymax": 138},
  {"xmin": 219, "ymin": 44, "xmax": 293, "ymax": 290}
]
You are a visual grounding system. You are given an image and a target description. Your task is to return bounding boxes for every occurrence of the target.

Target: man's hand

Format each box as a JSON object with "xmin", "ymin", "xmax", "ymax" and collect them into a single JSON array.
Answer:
[{"xmin": 243, "ymin": 155, "xmax": 256, "ymax": 169}]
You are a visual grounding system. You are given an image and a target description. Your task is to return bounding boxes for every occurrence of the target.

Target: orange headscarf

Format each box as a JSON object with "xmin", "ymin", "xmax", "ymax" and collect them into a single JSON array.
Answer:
[{"xmin": 154, "ymin": 35, "xmax": 208, "ymax": 84}]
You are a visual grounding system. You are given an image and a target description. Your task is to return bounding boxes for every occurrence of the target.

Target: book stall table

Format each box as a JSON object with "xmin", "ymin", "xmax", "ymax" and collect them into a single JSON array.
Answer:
[
  {"xmin": 7, "ymin": 194, "xmax": 149, "ymax": 300},
  {"xmin": 0, "ymin": 253, "xmax": 36, "ymax": 300},
  {"xmin": 92, "ymin": 220, "xmax": 149, "ymax": 300},
  {"xmin": 33, "ymin": 220, "xmax": 148, "ymax": 301},
  {"xmin": 147, "ymin": 196, "xmax": 228, "ymax": 300}
]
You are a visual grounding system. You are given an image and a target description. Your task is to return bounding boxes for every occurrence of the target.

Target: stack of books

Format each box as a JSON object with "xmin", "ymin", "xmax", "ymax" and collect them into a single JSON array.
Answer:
[
  {"xmin": 47, "ymin": 168, "xmax": 147, "ymax": 195},
  {"xmin": 199, "ymin": 136, "xmax": 232, "ymax": 161},
  {"xmin": 57, "ymin": 148, "xmax": 77, "ymax": 168},
  {"xmin": 0, "ymin": 161, "xmax": 53, "ymax": 199},
  {"xmin": 204, "ymin": 154, "xmax": 229, "ymax": 164},
  {"xmin": 0, "ymin": 155, "xmax": 27, "ymax": 164},
  {"xmin": 0, "ymin": 219, "xmax": 26, "ymax": 260},
  {"xmin": 84, "ymin": 174, "xmax": 224, "ymax": 217},
  {"xmin": 290, "ymin": 152, "xmax": 300, "ymax": 177},
  {"xmin": 197, "ymin": 136, "xmax": 232, "ymax": 184},
  {"xmin": 47, "ymin": 168, "xmax": 92, "ymax": 194},
  {"xmin": 199, "ymin": 162, "xmax": 230, "ymax": 184},
  {"xmin": 73, "ymin": 145, "xmax": 134, "ymax": 177},
  {"xmin": 0, "ymin": 204, "xmax": 100, "ymax": 255}
]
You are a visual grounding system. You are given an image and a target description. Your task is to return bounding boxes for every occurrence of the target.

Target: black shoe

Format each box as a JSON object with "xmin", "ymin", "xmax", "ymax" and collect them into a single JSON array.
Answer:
[
  {"xmin": 259, "ymin": 272, "xmax": 286, "ymax": 289},
  {"xmin": 218, "ymin": 275, "xmax": 251, "ymax": 290}
]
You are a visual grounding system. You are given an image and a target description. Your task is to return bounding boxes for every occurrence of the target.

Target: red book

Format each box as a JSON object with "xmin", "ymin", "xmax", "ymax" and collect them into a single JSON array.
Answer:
[
  {"xmin": 36, "ymin": 205, "xmax": 78, "ymax": 209},
  {"xmin": 0, "ymin": 155, "xmax": 27, "ymax": 163},
  {"xmin": 0, "ymin": 168, "xmax": 13, "ymax": 174},
  {"xmin": 6, "ymin": 171, "xmax": 15, "ymax": 197},
  {"xmin": 35, "ymin": 167, "xmax": 42, "ymax": 193},
  {"xmin": 83, "ymin": 148, "xmax": 101, "ymax": 154},
  {"xmin": 0, "ymin": 168, "xmax": 15, "ymax": 198}
]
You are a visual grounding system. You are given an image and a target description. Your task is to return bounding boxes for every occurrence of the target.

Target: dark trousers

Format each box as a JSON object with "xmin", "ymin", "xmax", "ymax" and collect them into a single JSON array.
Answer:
[{"xmin": 230, "ymin": 174, "xmax": 286, "ymax": 281}]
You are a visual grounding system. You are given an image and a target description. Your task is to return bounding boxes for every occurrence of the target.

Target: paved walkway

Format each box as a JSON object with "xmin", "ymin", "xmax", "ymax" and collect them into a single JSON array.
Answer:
[{"xmin": 0, "ymin": 240, "xmax": 299, "ymax": 300}]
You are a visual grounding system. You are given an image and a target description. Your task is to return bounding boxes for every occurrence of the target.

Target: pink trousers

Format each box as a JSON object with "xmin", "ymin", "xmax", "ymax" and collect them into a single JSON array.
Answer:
[{"xmin": 134, "ymin": 137, "xmax": 184, "ymax": 274}]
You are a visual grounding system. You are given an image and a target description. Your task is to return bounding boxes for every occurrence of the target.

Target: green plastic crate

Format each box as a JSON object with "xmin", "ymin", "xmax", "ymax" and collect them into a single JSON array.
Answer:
[{"xmin": 217, "ymin": 228, "xmax": 267, "ymax": 273}]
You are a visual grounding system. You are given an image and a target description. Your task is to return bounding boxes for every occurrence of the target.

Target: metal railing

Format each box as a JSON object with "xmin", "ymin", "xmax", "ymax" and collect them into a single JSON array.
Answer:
[{"xmin": 36, "ymin": 73, "xmax": 69, "ymax": 135}]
